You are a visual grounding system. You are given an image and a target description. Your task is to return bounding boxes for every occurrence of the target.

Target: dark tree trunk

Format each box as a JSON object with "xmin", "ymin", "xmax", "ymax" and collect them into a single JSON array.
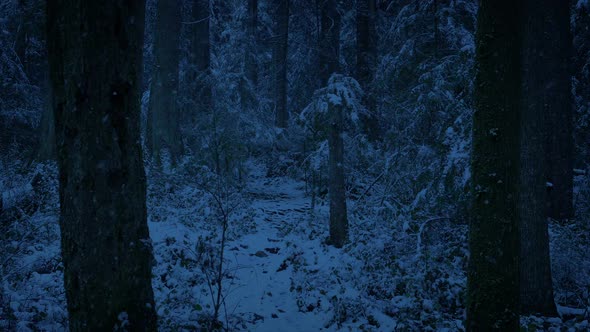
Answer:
[
  {"xmin": 545, "ymin": 0, "xmax": 574, "ymax": 222},
  {"xmin": 187, "ymin": 0, "xmax": 211, "ymax": 115},
  {"xmin": 355, "ymin": 0, "xmax": 378, "ymax": 140},
  {"xmin": 245, "ymin": 0, "xmax": 258, "ymax": 86},
  {"xmin": 147, "ymin": 0, "xmax": 183, "ymax": 164},
  {"xmin": 240, "ymin": 0, "xmax": 258, "ymax": 112},
  {"xmin": 467, "ymin": 0, "xmax": 521, "ymax": 330},
  {"xmin": 13, "ymin": 1, "xmax": 28, "ymax": 76},
  {"xmin": 319, "ymin": 0, "xmax": 341, "ymax": 85},
  {"xmin": 46, "ymin": 1, "xmax": 157, "ymax": 330},
  {"xmin": 573, "ymin": 4, "xmax": 590, "ymax": 169},
  {"xmin": 273, "ymin": 0, "xmax": 289, "ymax": 128},
  {"xmin": 518, "ymin": 0, "xmax": 559, "ymax": 317},
  {"xmin": 319, "ymin": 0, "xmax": 346, "ymax": 247},
  {"xmin": 328, "ymin": 103, "xmax": 348, "ymax": 248},
  {"xmin": 36, "ymin": 98, "xmax": 56, "ymax": 161}
]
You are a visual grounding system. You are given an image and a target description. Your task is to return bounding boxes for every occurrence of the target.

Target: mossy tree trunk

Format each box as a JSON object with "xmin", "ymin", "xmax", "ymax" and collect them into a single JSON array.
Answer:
[
  {"xmin": 467, "ymin": 0, "xmax": 521, "ymax": 330},
  {"xmin": 147, "ymin": 0, "xmax": 183, "ymax": 164},
  {"xmin": 46, "ymin": 0, "xmax": 158, "ymax": 330}
]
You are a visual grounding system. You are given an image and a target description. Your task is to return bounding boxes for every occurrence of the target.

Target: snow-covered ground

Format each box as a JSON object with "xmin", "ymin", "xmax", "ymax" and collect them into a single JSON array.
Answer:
[
  {"xmin": 149, "ymin": 162, "xmax": 396, "ymax": 331},
  {"xmin": 2, "ymin": 161, "xmax": 590, "ymax": 331}
]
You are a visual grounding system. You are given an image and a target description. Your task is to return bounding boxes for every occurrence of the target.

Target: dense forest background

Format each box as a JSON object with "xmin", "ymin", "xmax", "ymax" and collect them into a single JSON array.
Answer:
[{"xmin": 1, "ymin": 0, "xmax": 590, "ymax": 330}]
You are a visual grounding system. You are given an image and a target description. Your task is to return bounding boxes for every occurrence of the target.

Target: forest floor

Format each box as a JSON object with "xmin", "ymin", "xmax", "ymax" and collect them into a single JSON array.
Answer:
[
  {"xmin": 149, "ymin": 161, "xmax": 397, "ymax": 331},
  {"xmin": 2, "ymin": 160, "xmax": 590, "ymax": 331}
]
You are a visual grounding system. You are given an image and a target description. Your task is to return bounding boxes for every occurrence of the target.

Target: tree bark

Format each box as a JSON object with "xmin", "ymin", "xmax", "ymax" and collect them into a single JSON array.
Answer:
[
  {"xmin": 518, "ymin": 0, "xmax": 559, "ymax": 316},
  {"xmin": 328, "ymin": 103, "xmax": 348, "ymax": 248},
  {"xmin": 240, "ymin": 0, "xmax": 259, "ymax": 113},
  {"xmin": 467, "ymin": 0, "xmax": 521, "ymax": 330},
  {"xmin": 245, "ymin": 0, "xmax": 258, "ymax": 86},
  {"xmin": 573, "ymin": 4, "xmax": 590, "ymax": 169},
  {"xmin": 545, "ymin": 0, "xmax": 574, "ymax": 222},
  {"xmin": 147, "ymin": 0, "xmax": 183, "ymax": 164},
  {"xmin": 355, "ymin": 0, "xmax": 378, "ymax": 140},
  {"xmin": 319, "ymin": 0, "xmax": 341, "ymax": 85},
  {"xmin": 187, "ymin": 0, "xmax": 211, "ymax": 115},
  {"xmin": 36, "ymin": 96, "xmax": 56, "ymax": 161},
  {"xmin": 46, "ymin": 1, "xmax": 157, "ymax": 330},
  {"xmin": 273, "ymin": 0, "xmax": 289, "ymax": 128}
]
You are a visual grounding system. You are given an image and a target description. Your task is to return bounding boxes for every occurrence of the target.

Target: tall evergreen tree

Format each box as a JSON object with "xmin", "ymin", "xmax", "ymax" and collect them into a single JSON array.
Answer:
[
  {"xmin": 147, "ymin": 0, "xmax": 183, "ymax": 163},
  {"xmin": 245, "ymin": 0, "xmax": 258, "ymax": 87},
  {"xmin": 240, "ymin": 0, "xmax": 258, "ymax": 113},
  {"xmin": 318, "ymin": 0, "xmax": 347, "ymax": 247},
  {"xmin": 328, "ymin": 99, "xmax": 348, "ymax": 248},
  {"xmin": 319, "ymin": 0, "xmax": 341, "ymax": 85},
  {"xmin": 467, "ymin": 0, "xmax": 521, "ymax": 330},
  {"xmin": 273, "ymin": 0, "xmax": 289, "ymax": 128},
  {"xmin": 187, "ymin": 0, "xmax": 211, "ymax": 115},
  {"xmin": 46, "ymin": 0, "xmax": 157, "ymax": 330},
  {"xmin": 519, "ymin": 0, "xmax": 560, "ymax": 316},
  {"xmin": 355, "ymin": 0, "xmax": 378, "ymax": 140}
]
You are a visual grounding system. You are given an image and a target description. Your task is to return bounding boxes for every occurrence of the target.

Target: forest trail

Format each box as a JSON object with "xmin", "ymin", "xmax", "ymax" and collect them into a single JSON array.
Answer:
[
  {"xmin": 220, "ymin": 170, "xmax": 326, "ymax": 331},
  {"xmin": 148, "ymin": 164, "xmax": 393, "ymax": 331},
  {"xmin": 227, "ymin": 169, "xmax": 397, "ymax": 332}
]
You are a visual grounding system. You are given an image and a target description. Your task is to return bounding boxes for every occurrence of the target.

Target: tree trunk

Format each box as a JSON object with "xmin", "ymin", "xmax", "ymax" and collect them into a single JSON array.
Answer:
[
  {"xmin": 319, "ymin": 0, "xmax": 345, "ymax": 247},
  {"xmin": 355, "ymin": 0, "xmax": 378, "ymax": 140},
  {"xmin": 545, "ymin": 0, "xmax": 574, "ymax": 222},
  {"xmin": 46, "ymin": 0, "xmax": 157, "ymax": 330},
  {"xmin": 36, "ymin": 94, "xmax": 56, "ymax": 161},
  {"xmin": 328, "ymin": 103, "xmax": 348, "ymax": 248},
  {"xmin": 573, "ymin": 4, "xmax": 590, "ymax": 169},
  {"xmin": 187, "ymin": 0, "xmax": 211, "ymax": 115},
  {"xmin": 147, "ymin": 0, "xmax": 183, "ymax": 164},
  {"xmin": 13, "ymin": 1, "xmax": 28, "ymax": 77},
  {"xmin": 274, "ymin": 0, "xmax": 289, "ymax": 128},
  {"xmin": 319, "ymin": 0, "xmax": 340, "ymax": 85},
  {"xmin": 245, "ymin": 0, "xmax": 258, "ymax": 86},
  {"xmin": 240, "ymin": 0, "xmax": 257, "ymax": 113},
  {"xmin": 467, "ymin": 0, "xmax": 521, "ymax": 330},
  {"xmin": 518, "ymin": 0, "xmax": 559, "ymax": 317}
]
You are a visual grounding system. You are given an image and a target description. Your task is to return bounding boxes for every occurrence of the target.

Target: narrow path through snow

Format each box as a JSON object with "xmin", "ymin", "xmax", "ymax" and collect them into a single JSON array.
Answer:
[
  {"xmin": 220, "ymin": 173, "xmax": 329, "ymax": 331},
  {"xmin": 149, "ymin": 167, "xmax": 348, "ymax": 331}
]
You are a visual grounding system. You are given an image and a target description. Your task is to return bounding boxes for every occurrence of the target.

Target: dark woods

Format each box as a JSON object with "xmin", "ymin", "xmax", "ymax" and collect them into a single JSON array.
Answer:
[{"xmin": 1, "ymin": 0, "xmax": 589, "ymax": 331}]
